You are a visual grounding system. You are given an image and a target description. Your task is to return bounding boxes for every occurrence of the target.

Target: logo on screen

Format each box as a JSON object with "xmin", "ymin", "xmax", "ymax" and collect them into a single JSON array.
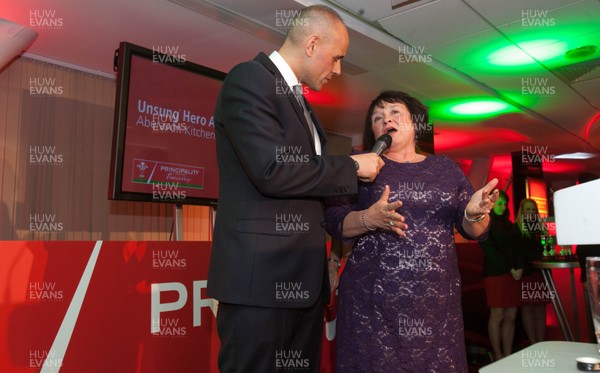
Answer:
[{"xmin": 137, "ymin": 161, "xmax": 149, "ymax": 178}]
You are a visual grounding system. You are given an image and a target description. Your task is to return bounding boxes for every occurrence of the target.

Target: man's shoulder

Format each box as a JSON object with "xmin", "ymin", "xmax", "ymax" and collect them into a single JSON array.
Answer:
[{"xmin": 228, "ymin": 52, "xmax": 274, "ymax": 76}]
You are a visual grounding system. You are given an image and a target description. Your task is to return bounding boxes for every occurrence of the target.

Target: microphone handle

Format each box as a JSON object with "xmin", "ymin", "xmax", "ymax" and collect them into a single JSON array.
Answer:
[{"xmin": 371, "ymin": 142, "xmax": 388, "ymax": 156}]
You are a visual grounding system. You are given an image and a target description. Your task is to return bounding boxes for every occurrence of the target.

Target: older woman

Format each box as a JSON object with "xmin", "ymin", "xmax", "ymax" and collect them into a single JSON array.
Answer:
[{"xmin": 325, "ymin": 91, "xmax": 498, "ymax": 372}]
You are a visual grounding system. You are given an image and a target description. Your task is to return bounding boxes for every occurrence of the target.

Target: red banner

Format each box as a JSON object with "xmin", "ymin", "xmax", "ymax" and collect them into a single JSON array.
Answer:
[{"xmin": 0, "ymin": 241, "xmax": 219, "ymax": 373}]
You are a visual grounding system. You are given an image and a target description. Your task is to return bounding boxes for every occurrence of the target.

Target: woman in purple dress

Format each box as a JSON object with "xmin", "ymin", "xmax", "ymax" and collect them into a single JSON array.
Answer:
[{"xmin": 325, "ymin": 91, "xmax": 498, "ymax": 372}]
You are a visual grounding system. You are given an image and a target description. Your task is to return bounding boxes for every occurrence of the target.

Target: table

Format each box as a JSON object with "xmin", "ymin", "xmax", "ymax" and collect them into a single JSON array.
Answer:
[
  {"xmin": 480, "ymin": 341, "xmax": 597, "ymax": 372},
  {"xmin": 532, "ymin": 260, "xmax": 580, "ymax": 341}
]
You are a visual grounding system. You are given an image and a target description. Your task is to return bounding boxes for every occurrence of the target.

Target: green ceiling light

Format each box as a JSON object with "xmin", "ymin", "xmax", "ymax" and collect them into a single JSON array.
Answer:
[
  {"xmin": 488, "ymin": 45, "xmax": 536, "ymax": 66},
  {"xmin": 449, "ymin": 100, "xmax": 509, "ymax": 115},
  {"xmin": 488, "ymin": 40, "xmax": 567, "ymax": 66},
  {"xmin": 429, "ymin": 98, "xmax": 517, "ymax": 122}
]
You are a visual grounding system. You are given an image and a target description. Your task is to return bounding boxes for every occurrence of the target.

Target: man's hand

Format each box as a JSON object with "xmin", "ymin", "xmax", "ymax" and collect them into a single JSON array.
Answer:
[{"xmin": 350, "ymin": 153, "xmax": 384, "ymax": 182}]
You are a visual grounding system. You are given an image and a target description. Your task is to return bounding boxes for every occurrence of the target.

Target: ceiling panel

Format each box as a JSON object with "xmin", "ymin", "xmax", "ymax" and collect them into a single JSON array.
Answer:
[
  {"xmin": 377, "ymin": 0, "xmax": 491, "ymax": 48},
  {"xmin": 463, "ymin": 0, "xmax": 589, "ymax": 26},
  {"xmin": 329, "ymin": 0, "xmax": 445, "ymax": 22}
]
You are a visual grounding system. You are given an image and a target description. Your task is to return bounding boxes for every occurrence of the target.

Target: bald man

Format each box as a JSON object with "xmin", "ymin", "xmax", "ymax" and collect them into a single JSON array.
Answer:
[{"xmin": 207, "ymin": 5, "xmax": 383, "ymax": 373}]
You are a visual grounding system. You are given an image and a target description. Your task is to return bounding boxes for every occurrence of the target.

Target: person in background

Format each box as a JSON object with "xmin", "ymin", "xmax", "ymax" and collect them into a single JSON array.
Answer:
[
  {"xmin": 514, "ymin": 198, "xmax": 549, "ymax": 344},
  {"xmin": 479, "ymin": 190, "xmax": 522, "ymax": 360},
  {"xmin": 325, "ymin": 90, "xmax": 498, "ymax": 372},
  {"xmin": 206, "ymin": 6, "xmax": 384, "ymax": 373}
]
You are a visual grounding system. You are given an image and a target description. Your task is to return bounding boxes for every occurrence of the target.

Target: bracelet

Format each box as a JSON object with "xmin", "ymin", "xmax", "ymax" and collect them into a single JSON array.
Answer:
[
  {"xmin": 328, "ymin": 258, "xmax": 341, "ymax": 269},
  {"xmin": 361, "ymin": 209, "xmax": 377, "ymax": 231},
  {"xmin": 464, "ymin": 209, "xmax": 485, "ymax": 223}
]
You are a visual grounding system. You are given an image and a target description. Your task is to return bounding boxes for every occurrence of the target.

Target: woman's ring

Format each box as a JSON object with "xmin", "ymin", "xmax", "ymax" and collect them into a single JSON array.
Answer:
[{"xmin": 389, "ymin": 221, "xmax": 394, "ymax": 227}]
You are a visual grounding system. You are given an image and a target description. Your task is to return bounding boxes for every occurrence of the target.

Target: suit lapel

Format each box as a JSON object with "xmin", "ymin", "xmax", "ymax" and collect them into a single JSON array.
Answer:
[{"xmin": 254, "ymin": 53, "xmax": 321, "ymax": 154}]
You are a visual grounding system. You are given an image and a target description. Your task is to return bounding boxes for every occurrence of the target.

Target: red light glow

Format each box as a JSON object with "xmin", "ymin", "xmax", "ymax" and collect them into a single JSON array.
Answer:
[
  {"xmin": 435, "ymin": 129, "xmax": 526, "ymax": 152},
  {"xmin": 491, "ymin": 155, "xmax": 513, "ymax": 174},
  {"xmin": 304, "ymin": 89, "xmax": 344, "ymax": 108},
  {"xmin": 526, "ymin": 178, "xmax": 548, "ymax": 218},
  {"xmin": 585, "ymin": 112, "xmax": 600, "ymax": 139},
  {"xmin": 434, "ymin": 130, "xmax": 480, "ymax": 152},
  {"xmin": 542, "ymin": 162, "xmax": 587, "ymax": 174}
]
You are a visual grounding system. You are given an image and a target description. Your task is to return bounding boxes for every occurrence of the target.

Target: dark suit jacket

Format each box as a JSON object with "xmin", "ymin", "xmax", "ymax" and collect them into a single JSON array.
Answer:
[{"xmin": 207, "ymin": 52, "xmax": 357, "ymax": 308}]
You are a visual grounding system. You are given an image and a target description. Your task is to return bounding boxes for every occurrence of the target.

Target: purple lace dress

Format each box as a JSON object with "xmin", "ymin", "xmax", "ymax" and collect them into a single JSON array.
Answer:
[{"xmin": 325, "ymin": 155, "xmax": 476, "ymax": 373}]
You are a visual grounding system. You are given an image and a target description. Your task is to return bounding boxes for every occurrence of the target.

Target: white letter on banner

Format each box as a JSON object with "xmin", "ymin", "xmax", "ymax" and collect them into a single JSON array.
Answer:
[
  {"xmin": 150, "ymin": 282, "xmax": 188, "ymax": 333},
  {"xmin": 193, "ymin": 280, "xmax": 215, "ymax": 327}
]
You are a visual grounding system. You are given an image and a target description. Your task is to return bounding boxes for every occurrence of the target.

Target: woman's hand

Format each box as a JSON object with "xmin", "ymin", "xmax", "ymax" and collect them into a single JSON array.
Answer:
[
  {"xmin": 363, "ymin": 185, "xmax": 408, "ymax": 237},
  {"xmin": 465, "ymin": 178, "xmax": 499, "ymax": 218}
]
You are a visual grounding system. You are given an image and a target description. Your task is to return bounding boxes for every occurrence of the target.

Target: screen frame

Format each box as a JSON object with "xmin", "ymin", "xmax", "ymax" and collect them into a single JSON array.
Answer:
[{"xmin": 108, "ymin": 41, "xmax": 226, "ymax": 206}]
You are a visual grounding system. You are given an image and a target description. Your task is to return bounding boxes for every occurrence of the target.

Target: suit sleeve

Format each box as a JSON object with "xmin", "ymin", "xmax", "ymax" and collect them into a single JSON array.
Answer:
[{"xmin": 217, "ymin": 61, "xmax": 357, "ymax": 198}]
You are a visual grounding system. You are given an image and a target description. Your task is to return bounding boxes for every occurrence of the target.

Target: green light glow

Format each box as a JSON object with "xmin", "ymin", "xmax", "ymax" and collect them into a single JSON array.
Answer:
[
  {"xmin": 489, "ymin": 40, "xmax": 568, "ymax": 66},
  {"xmin": 449, "ymin": 101, "xmax": 509, "ymax": 115},
  {"xmin": 429, "ymin": 98, "xmax": 519, "ymax": 122}
]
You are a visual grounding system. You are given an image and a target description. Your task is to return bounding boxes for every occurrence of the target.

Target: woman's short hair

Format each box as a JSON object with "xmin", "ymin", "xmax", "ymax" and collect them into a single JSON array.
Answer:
[{"xmin": 362, "ymin": 90, "xmax": 429, "ymax": 150}]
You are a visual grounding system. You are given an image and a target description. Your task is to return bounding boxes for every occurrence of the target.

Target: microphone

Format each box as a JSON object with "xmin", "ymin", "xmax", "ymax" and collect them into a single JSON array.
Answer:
[{"xmin": 371, "ymin": 133, "xmax": 392, "ymax": 156}]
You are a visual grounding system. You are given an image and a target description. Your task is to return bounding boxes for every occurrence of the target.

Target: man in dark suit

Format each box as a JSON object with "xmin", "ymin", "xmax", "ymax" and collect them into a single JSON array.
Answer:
[{"xmin": 207, "ymin": 5, "xmax": 383, "ymax": 373}]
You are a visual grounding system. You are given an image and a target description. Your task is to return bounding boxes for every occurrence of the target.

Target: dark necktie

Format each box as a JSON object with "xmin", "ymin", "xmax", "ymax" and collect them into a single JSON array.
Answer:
[{"xmin": 294, "ymin": 84, "xmax": 317, "ymax": 142}]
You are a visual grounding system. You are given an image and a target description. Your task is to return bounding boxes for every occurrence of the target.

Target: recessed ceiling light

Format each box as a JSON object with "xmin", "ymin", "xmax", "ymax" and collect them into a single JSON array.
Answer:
[
  {"xmin": 565, "ymin": 45, "xmax": 597, "ymax": 60},
  {"xmin": 554, "ymin": 152, "xmax": 597, "ymax": 160}
]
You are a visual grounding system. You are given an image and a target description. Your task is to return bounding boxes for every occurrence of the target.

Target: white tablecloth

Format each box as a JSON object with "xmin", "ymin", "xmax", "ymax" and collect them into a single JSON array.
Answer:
[{"xmin": 479, "ymin": 341, "xmax": 597, "ymax": 372}]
